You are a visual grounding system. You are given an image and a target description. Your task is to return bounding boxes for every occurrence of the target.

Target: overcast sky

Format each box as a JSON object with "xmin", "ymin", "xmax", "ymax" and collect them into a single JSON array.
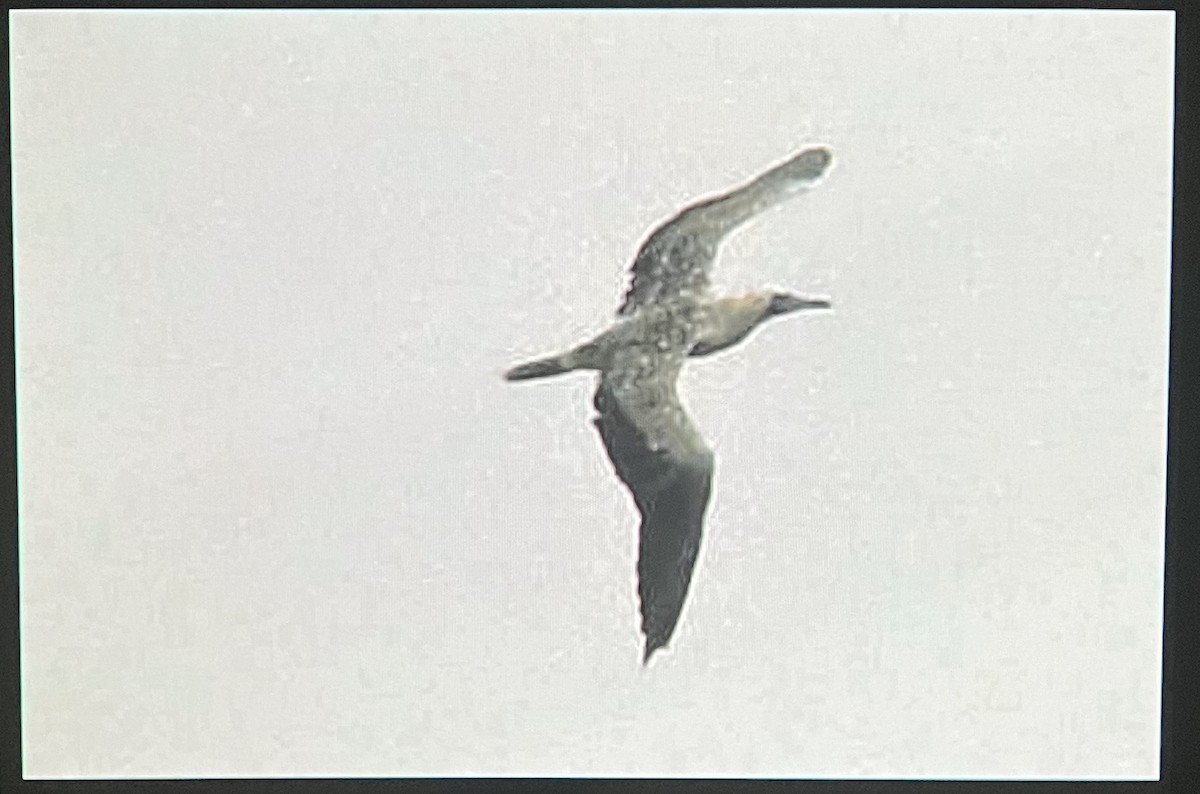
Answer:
[{"xmin": 14, "ymin": 9, "xmax": 1173, "ymax": 779}]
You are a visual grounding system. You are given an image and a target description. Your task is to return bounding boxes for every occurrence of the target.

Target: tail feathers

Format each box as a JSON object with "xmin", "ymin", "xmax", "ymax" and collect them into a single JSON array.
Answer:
[{"xmin": 504, "ymin": 354, "xmax": 575, "ymax": 381}]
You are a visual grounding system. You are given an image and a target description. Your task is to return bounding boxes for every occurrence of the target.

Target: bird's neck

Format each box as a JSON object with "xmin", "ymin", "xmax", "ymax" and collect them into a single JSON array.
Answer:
[{"xmin": 690, "ymin": 295, "xmax": 772, "ymax": 357}]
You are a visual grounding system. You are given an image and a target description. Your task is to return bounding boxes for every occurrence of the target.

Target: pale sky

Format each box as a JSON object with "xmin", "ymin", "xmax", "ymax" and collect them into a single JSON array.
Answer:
[{"xmin": 14, "ymin": 9, "xmax": 1173, "ymax": 779}]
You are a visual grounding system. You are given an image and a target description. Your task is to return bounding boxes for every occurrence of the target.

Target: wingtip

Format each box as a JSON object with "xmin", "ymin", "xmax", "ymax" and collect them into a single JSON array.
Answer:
[
  {"xmin": 785, "ymin": 145, "xmax": 835, "ymax": 182},
  {"xmin": 803, "ymin": 143, "xmax": 834, "ymax": 166}
]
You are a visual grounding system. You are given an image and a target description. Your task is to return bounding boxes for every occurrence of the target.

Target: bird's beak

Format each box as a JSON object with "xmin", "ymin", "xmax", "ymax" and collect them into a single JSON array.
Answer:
[{"xmin": 769, "ymin": 294, "xmax": 832, "ymax": 315}]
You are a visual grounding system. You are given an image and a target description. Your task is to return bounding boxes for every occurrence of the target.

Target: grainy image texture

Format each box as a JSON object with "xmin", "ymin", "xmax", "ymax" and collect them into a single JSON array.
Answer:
[{"xmin": 14, "ymin": 9, "xmax": 1172, "ymax": 779}]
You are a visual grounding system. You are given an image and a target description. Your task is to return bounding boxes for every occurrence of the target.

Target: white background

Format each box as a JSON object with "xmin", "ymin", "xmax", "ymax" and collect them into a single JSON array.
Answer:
[{"xmin": 14, "ymin": 9, "xmax": 1172, "ymax": 779}]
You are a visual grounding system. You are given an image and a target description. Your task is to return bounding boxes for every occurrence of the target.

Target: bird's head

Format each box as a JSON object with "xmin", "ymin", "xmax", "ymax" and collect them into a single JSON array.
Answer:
[{"xmin": 766, "ymin": 291, "xmax": 832, "ymax": 316}]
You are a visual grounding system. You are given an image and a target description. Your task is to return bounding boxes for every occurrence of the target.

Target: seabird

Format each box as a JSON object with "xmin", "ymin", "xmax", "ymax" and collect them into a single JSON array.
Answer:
[{"xmin": 505, "ymin": 146, "xmax": 835, "ymax": 663}]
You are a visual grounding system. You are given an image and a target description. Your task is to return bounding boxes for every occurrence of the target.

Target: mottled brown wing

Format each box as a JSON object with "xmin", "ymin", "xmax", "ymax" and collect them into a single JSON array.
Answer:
[
  {"xmin": 616, "ymin": 220, "xmax": 718, "ymax": 319},
  {"xmin": 592, "ymin": 347, "xmax": 715, "ymax": 662},
  {"xmin": 617, "ymin": 146, "xmax": 834, "ymax": 317}
]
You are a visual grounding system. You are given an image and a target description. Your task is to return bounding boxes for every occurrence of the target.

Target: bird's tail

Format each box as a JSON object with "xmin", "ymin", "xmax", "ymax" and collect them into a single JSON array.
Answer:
[{"xmin": 504, "ymin": 353, "xmax": 577, "ymax": 381}]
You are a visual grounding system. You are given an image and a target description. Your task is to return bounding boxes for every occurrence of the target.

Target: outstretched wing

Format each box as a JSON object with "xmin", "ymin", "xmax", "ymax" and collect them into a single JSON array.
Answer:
[
  {"xmin": 617, "ymin": 146, "xmax": 834, "ymax": 317},
  {"xmin": 592, "ymin": 345, "xmax": 715, "ymax": 662}
]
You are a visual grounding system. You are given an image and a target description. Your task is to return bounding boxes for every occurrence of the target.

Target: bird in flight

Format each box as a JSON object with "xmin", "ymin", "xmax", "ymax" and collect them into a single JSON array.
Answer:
[{"xmin": 505, "ymin": 146, "xmax": 835, "ymax": 663}]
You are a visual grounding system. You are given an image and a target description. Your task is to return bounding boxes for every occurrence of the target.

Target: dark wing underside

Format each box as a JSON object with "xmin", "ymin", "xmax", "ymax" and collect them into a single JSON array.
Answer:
[
  {"xmin": 592, "ymin": 348, "xmax": 715, "ymax": 662},
  {"xmin": 617, "ymin": 145, "xmax": 834, "ymax": 317}
]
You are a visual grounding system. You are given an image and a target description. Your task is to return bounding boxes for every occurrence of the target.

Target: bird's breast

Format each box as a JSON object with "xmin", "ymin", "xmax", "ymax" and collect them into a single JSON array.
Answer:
[{"xmin": 688, "ymin": 297, "xmax": 769, "ymax": 356}]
